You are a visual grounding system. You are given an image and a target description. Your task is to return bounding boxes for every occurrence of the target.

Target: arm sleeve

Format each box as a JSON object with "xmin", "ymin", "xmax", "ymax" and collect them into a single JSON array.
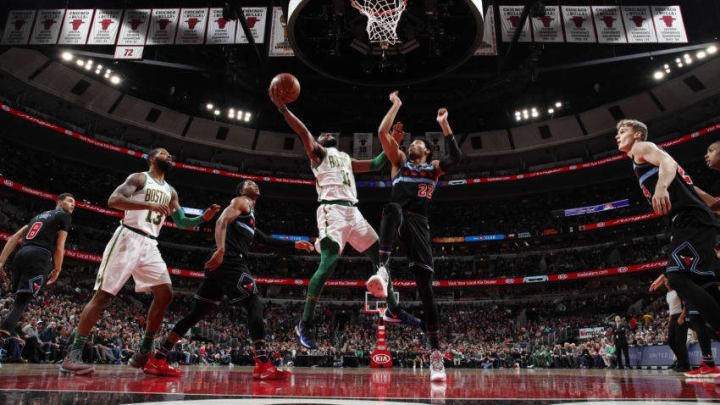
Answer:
[
  {"xmin": 254, "ymin": 228, "xmax": 296, "ymax": 248},
  {"xmin": 439, "ymin": 134, "xmax": 463, "ymax": 172},
  {"xmin": 369, "ymin": 151, "xmax": 388, "ymax": 171},
  {"xmin": 170, "ymin": 208, "xmax": 206, "ymax": 229}
]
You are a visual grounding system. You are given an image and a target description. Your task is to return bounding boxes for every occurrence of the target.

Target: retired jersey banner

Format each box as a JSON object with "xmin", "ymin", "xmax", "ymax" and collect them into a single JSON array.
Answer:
[
  {"xmin": 58, "ymin": 9, "xmax": 93, "ymax": 45},
  {"xmin": 29, "ymin": 9, "xmax": 65, "ymax": 45},
  {"xmin": 87, "ymin": 9, "xmax": 122, "ymax": 45},
  {"xmin": 1, "ymin": 10, "xmax": 36, "ymax": 45},
  {"xmin": 592, "ymin": 6, "xmax": 627, "ymax": 44},
  {"xmin": 621, "ymin": 6, "xmax": 657, "ymax": 43},
  {"xmin": 176, "ymin": 8, "xmax": 208, "ymax": 44},
  {"xmin": 426, "ymin": 132, "xmax": 446, "ymax": 158},
  {"xmin": 499, "ymin": 6, "xmax": 531, "ymax": 43},
  {"xmin": 206, "ymin": 7, "xmax": 237, "ymax": 44},
  {"xmin": 530, "ymin": 5, "xmax": 563, "ymax": 43},
  {"xmin": 146, "ymin": 9, "xmax": 179, "ymax": 45},
  {"xmin": 269, "ymin": 7, "xmax": 294, "ymax": 56},
  {"xmin": 236, "ymin": 7, "xmax": 268, "ymax": 44},
  {"xmin": 353, "ymin": 133, "xmax": 373, "ymax": 159},
  {"xmin": 117, "ymin": 9, "xmax": 150, "ymax": 45},
  {"xmin": 652, "ymin": 6, "xmax": 688, "ymax": 43},
  {"xmin": 561, "ymin": 6, "xmax": 596, "ymax": 43},
  {"xmin": 476, "ymin": 5, "xmax": 497, "ymax": 56}
]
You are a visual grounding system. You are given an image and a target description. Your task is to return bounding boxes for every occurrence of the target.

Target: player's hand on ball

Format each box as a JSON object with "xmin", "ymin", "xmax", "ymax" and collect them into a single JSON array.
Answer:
[
  {"xmin": 47, "ymin": 268, "xmax": 60, "ymax": 285},
  {"xmin": 202, "ymin": 204, "xmax": 221, "ymax": 221},
  {"xmin": 268, "ymin": 84, "xmax": 285, "ymax": 109},
  {"xmin": 652, "ymin": 188, "xmax": 671, "ymax": 215},
  {"xmin": 295, "ymin": 240, "xmax": 314, "ymax": 253},
  {"xmin": 149, "ymin": 203, "xmax": 172, "ymax": 217},
  {"xmin": 437, "ymin": 108, "xmax": 448, "ymax": 124},
  {"xmin": 389, "ymin": 90, "xmax": 401, "ymax": 106},
  {"xmin": 205, "ymin": 249, "xmax": 225, "ymax": 271}
]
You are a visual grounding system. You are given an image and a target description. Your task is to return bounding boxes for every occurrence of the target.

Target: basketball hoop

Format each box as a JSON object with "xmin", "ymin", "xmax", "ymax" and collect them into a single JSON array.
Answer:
[
  {"xmin": 377, "ymin": 306, "xmax": 388, "ymax": 319},
  {"xmin": 350, "ymin": 0, "xmax": 408, "ymax": 48}
]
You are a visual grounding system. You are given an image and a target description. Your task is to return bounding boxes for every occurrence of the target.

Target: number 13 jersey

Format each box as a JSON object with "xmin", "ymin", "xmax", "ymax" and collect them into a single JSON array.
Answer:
[{"xmin": 122, "ymin": 172, "xmax": 173, "ymax": 237}]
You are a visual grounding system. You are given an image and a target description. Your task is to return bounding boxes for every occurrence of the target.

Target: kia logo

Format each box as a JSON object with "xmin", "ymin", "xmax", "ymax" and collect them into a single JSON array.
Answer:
[{"xmin": 373, "ymin": 354, "xmax": 391, "ymax": 364}]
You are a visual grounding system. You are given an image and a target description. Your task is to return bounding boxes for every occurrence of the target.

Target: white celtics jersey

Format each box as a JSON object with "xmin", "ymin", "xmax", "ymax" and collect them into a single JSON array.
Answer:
[
  {"xmin": 311, "ymin": 147, "xmax": 358, "ymax": 204},
  {"xmin": 122, "ymin": 172, "xmax": 173, "ymax": 237}
]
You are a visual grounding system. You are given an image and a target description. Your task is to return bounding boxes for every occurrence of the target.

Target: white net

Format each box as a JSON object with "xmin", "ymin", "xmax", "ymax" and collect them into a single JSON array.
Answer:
[{"xmin": 351, "ymin": 0, "xmax": 408, "ymax": 47}]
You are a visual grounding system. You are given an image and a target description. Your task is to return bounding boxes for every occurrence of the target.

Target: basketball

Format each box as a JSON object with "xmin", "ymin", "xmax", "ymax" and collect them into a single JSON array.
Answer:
[{"xmin": 270, "ymin": 73, "xmax": 301, "ymax": 104}]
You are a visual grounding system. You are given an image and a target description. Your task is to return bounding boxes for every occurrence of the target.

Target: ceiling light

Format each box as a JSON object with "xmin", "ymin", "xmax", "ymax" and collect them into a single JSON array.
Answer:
[
  {"xmin": 675, "ymin": 58, "xmax": 681, "ymax": 62},
  {"xmin": 663, "ymin": 64, "xmax": 669, "ymax": 69},
  {"xmin": 653, "ymin": 71, "xmax": 664, "ymax": 80},
  {"xmin": 110, "ymin": 75, "xmax": 121, "ymax": 84},
  {"xmin": 531, "ymin": 111, "xmax": 539, "ymax": 118},
  {"xmin": 547, "ymin": 108, "xmax": 554, "ymax": 114},
  {"xmin": 531, "ymin": 107, "xmax": 538, "ymax": 113},
  {"xmin": 555, "ymin": 101, "xmax": 562, "ymax": 108},
  {"xmin": 237, "ymin": 110, "xmax": 244, "ymax": 119},
  {"xmin": 105, "ymin": 69, "xmax": 112, "ymax": 74},
  {"xmin": 708, "ymin": 45, "xmax": 718, "ymax": 54},
  {"xmin": 665, "ymin": 69, "xmax": 671, "ymax": 74},
  {"xmin": 515, "ymin": 116, "xmax": 522, "ymax": 122},
  {"xmin": 61, "ymin": 52, "xmax": 73, "ymax": 61},
  {"xmin": 229, "ymin": 108, "xmax": 235, "ymax": 114},
  {"xmin": 685, "ymin": 59, "xmax": 692, "ymax": 65},
  {"xmin": 104, "ymin": 73, "xmax": 110, "ymax": 78},
  {"xmin": 683, "ymin": 53, "xmax": 690, "ymax": 59},
  {"xmin": 514, "ymin": 110, "xmax": 521, "ymax": 116},
  {"xmin": 76, "ymin": 59, "xmax": 84, "ymax": 66},
  {"xmin": 697, "ymin": 51, "xmax": 707, "ymax": 59},
  {"xmin": 86, "ymin": 59, "xmax": 93, "ymax": 66},
  {"xmin": 522, "ymin": 109, "xmax": 528, "ymax": 115},
  {"xmin": 677, "ymin": 62, "xmax": 683, "ymax": 68},
  {"xmin": 214, "ymin": 109, "xmax": 221, "ymax": 116},
  {"xmin": 244, "ymin": 112, "xmax": 251, "ymax": 122},
  {"xmin": 85, "ymin": 63, "xmax": 92, "ymax": 70},
  {"xmin": 206, "ymin": 103, "xmax": 214, "ymax": 110},
  {"xmin": 228, "ymin": 112, "xmax": 235, "ymax": 119}
]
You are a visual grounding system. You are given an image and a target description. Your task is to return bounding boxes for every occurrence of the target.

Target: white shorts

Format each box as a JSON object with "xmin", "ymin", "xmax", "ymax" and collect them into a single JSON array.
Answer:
[
  {"xmin": 94, "ymin": 225, "xmax": 171, "ymax": 295},
  {"xmin": 315, "ymin": 204, "xmax": 378, "ymax": 256}
]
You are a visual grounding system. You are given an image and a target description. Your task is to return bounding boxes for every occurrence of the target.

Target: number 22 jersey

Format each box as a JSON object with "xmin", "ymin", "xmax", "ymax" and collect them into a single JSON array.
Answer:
[{"xmin": 391, "ymin": 160, "xmax": 438, "ymax": 217}]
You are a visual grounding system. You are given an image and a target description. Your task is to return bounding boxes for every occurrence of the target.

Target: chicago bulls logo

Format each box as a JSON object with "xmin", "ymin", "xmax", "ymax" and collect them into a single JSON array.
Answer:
[
  {"xmin": 507, "ymin": 15, "xmax": 521, "ymax": 28},
  {"xmin": 571, "ymin": 16, "xmax": 585, "ymax": 28},
  {"xmin": 41, "ymin": 19, "xmax": 56, "ymax": 30},
  {"xmin": 158, "ymin": 18, "xmax": 172, "ymax": 30},
  {"xmin": 601, "ymin": 16, "xmax": 615, "ymax": 28},
  {"xmin": 660, "ymin": 15, "xmax": 676, "ymax": 27},
  {"xmin": 216, "ymin": 18, "xmax": 228, "ymax": 29},
  {"xmin": 538, "ymin": 15, "xmax": 553, "ymax": 28},
  {"xmin": 680, "ymin": 255, "xmax": 694, "ymax": 267},
  {"xmin": 13, "ymin": 19, "xmax": 26, "ymax": 31},
  {"xmin": 630, "ymin": 15, "xmax": 645, "ymax": 28},
  {"xmin": 100, "ymin": 19, "xmax": 114, "ymax": 30},
  {"xmin": 247, "ymin": 17, "xmax": 259, "ymax": 28},
  {"xmin": 70, "ymin": 19, "xmax": 84, "ymax": 30},
  {"xmin": 186, "ymin": 18, "xmax": 201, "ymax": 29},
  {"xmin": 130, "ymin": 19, "xmax": 144, "ymax": 30}
]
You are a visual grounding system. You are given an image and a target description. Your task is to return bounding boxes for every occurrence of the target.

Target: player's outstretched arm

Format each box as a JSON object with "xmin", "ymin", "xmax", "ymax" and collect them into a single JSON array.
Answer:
[
  {"xmin": 0, "ymin": 224, "xmax": 28, "ymax": 269},
  {"xmin": 47, "ymin": 230, "xmax": 68, "ymax": 285},
  {"xmin": 378, "ymin": 91, "xmax": 404, "ymax": 167},
  {"xmin": 205, "ymin": 198, "xmax": 248, "ymax": 270},
  {"xmin": 254, "ymin": 228, "xmax": 314, "ymax": 252},
  {"xmin": 693, "ymin": 186, "xmax": 720, "ymax": 214},
  {"xmin": 269, "ymin": 85, "xmax": 324, "ymax": 166},
  {"xmin": 168, "ymin": 188, "xmax": 220, "ymax": 229},
  {"xmin": 108, "ymin": 173, "xmax": 171, "ymax": 216},
  {"xmin": 351, "ymin": 152, "xmax": 388, "ymax": 173},
  {"xmin": 432, "ymin": 108, "xmax": 463, "ymax": 177},
  {"xmin": 631, "ymin": 141, "xmax": 677, "ymax": 215}
]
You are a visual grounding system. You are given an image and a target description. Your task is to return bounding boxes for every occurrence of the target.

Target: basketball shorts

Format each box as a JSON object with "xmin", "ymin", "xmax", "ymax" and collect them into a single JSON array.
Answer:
[
  {"xmin": 398, "ymin": 212, "xmax": 434, "ymax": 272},
  {"xmin": 11, "ymin": 245, "xmax": 53, "ymax": 296},
  {"xmin": 665, "ymin": 209, "xmax": 719, "ymax": 278},
  {"xmin": 194, "ymin": 260, "xmax": 257, "ymax": 305},
  {"xmin": 315, "ymin": 203, "xmax": 378, "ymax": 255},
  {"xmin": 94, "ymin": 225, "xmax": 171, "ymax": 295}
]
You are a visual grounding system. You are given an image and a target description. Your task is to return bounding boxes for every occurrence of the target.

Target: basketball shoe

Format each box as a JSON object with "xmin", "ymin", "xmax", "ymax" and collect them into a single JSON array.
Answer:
[
  {"xmin": 684, "ymin": 361, "xmax": 720, "ymax": 378},
  {"xmin": 366, "ymin": 265, "xmax": 389, "ymax": 298},
  {"xmin": 143, "ymin": 354, "xmax": 183, "ymax": 377},
  {"xmin": 60, "ymin": 349, "xmax": 95, "ymax": 375},
  {"xmin": 429, "ymin": 350, "xmax": 447, "ymax": 382},
  {"xmin": 295, "ymin": 321, "xmax": 318, "ymax": 350},
  {"xmin": 383, "ymin": 308, "xmax": 421, "ymax": 328},
  {"xmin": 253, "ymin": 359, "xmax": 291, "ymax": 380}
]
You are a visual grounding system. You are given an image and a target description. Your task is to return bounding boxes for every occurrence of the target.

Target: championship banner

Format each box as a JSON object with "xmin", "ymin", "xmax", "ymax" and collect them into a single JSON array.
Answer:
[
  {"xmin": 621, "ymin": 6, "xmax": 657, "ymax": 43},
  {"xmin": 176, "ymin": 8, "xmax": 208, "ymax": 45},
  {"xmin": 269, "ymin": 7, "xmax": 294, "ymax": 56},
  {"xmin": 353, "ymin": 133, "xmax": 373, "ymax": 159},
  {"xmin": 58, "ymin": 9, "xmax": 93, "ymax": 45},
  {"xmin": 530, "ymin": 5, "xmax": 563, "ymax": 43},
  {"xmin": 117, "ymin": 9, "xmax": 151, "ymax": 45},
  {"xmin": 652, "ymin": 6, "xmax": 688, "ymax": 43},
  {"xmin": 475, "ymin": 5, "xmax": 497, "ymax": 56},
  {"xmin": 236, "ymin": 7, "xmax": 268, "ymax": 44},
  {"xmin": 87, "ymin": 9, "xmax": 122, "ymax": 45},
  {"xmin": 146, "ymin": 8, "xmax": 180, "ymax": 45},
  {"xmin": 561, "ymin": 6, "xmax": 596, "ymax": 43},
  {"xmin": 592, "ymin": 6, "xmax": 627, "ymax": 44},
  {"xmin": 206, "ymin": 7, "xmax": 237, "ymax": 44},
  {"xmin": 29, "ymin": 9, "xmax": 65, "ymax": 45},
  {"xmin": 1, "ymin": 10, "xmax": 36, "ymax": 45},
  {"xmin": 426, "ymin": 132, "xmax": 446, "ymax": 158},
  {"xmin": 499, "ymin": 6, "xmax": 531, "ymax": 43}
]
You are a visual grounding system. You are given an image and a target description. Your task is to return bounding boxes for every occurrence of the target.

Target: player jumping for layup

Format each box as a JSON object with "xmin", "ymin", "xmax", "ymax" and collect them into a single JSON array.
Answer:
[
  {"xmin": 269, "ymin": 85, "xmax": 417, "ymax": 350},
  {"xmin": 368, "ymin": 91, "xmax": 463, "ymax": 382},
  {"xmin": 61, "ymin": 148, "xmax": 220, "ymax": 375},
  {"xmin": 143, "ymin": 180, "xmax": 313, "ymax": 378},
  {"xmin": 0, "ymin": 193, "xmax": 75, "ymax": 338}
]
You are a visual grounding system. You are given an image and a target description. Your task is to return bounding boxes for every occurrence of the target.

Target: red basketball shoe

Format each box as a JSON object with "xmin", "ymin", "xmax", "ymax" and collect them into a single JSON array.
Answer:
[
  {"xmin": 253, "ymin": 359, "xmax": 291, "ymax": 380},
  {"xmin": 143, "ymin": 354, "xmax": 183, "ymax": 377},
  {"xmin": 684, "ymin": 361, "xmax": 720, "ymax": 378}
]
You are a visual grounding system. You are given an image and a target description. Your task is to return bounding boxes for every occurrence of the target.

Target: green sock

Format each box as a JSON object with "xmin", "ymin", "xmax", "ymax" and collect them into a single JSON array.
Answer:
[
  {"xmin": 302, "ymin": 238, "xmax": 339, "ymax": 324},
  {"xmin": 363, "ymin": 242, "xmax": 399, "ymax": 310},
  {"xmin": 140, "ymin": 331, "xmax": 156, "ymax": 354},
  {"xmin": 70, "ymin": 332, "xmax": 89, "ymax": 352}
]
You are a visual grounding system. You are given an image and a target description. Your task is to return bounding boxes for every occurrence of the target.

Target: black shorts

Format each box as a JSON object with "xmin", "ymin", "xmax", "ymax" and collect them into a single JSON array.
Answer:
[
  {"xmin": 665, "ymin": 210, "xmax": 719, "ymax": 278},
  {"xmin": 194, "ymin": 260, "xmax": 258, "ymax": 305},
  {"xmin": 398, "ymin": 211, "xmax": 434, "ymax": 272},
  {"xmin": 11, "ymin": 245, "xmax": 53, "ymax": 296}
]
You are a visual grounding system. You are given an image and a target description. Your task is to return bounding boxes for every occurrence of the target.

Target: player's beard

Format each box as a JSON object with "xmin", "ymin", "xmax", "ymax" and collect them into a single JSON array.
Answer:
[
  {"xmin": 156, "ymin": 158, "xmax": 174, "ymax": 173},
  {"xmin": 318, "ymin": 137, "xmax": 337, "ymax": 148}
]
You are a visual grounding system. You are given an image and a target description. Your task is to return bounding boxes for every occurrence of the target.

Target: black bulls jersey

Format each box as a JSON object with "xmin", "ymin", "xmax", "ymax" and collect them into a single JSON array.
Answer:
[
  {"xmin": 226, "ymin": 207, "xmax": 256, "ymax": 259},
  {"xmin": 391, "ymin": 160, "xmax": 438, "ymax": 217},
  {"xmin": 633, "ymin": 160, "xmax": 715, "ymax": 222},
  {"xmin": 21, "ymin": 209, "xmax": 72, "ymax": 252}
]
